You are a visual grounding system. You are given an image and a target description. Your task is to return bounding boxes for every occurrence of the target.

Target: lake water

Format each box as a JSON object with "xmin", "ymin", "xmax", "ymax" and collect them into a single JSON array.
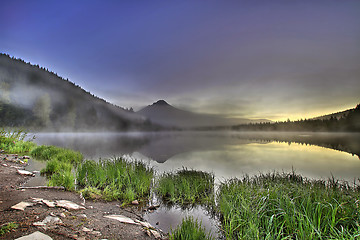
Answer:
[{"xmin": 30, "ymin": 131, "xmax": 360, "ymax": 235}]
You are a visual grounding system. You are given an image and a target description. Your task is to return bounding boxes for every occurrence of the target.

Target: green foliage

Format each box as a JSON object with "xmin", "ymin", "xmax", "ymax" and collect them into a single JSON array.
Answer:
[
  {"xmin": 217, "ymin": 172, "xmax": 360, "ymax": 239},
  {"xmin": 0, "ymin": 129, "xmax": 36, "ymax": 153},
  {"xmin": 80, "ymin": 187, "xmax": 102, "ymax": 200},
  {"xmin": 48, "ymin": 170, "xmax": 75, "ymax": 191},
  {"xmin": 31, "ymin": 145, "xmax": 83, "ymax": 190},
  {"xmin": 0, "ymin": 222, "xmax": 18, "ymax": 236},
  {"xmin": 40, "ymin": 159, "xmax": 73, "ymax": 175},
  {"xmin": 169, "ymin": 216, "xmax": 213, "ymax": 240},
  {"xmin": 32, "ymin": 93, "xmax": 52, "ymax": 128},
  {"xmin": 30, "ymin": 145, "xmax": 83, "ymax": 164},
  {"xmin": 156, "ymin": 169, "xmax": 214, "ymax": 205},
  {"xmin": 76, "ymin": 158, "xmax": 154, "ymax": 203}
]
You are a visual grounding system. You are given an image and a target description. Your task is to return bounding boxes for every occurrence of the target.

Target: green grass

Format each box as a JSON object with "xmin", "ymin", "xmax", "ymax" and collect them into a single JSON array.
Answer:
[
  {"xmin": 48, "ymin": 169, "xmax": 75, "ymax": 191},
  {"xmin": 0, "ymin": 222, "xmax": 18, "ymax": 236},
  {"xmin": 30, "ymin": 145, "xmax": 83, "ymax": 164},
  {"xmin": 217, "ymin": 171, "xmax": 360, "ymax": 240},
  {"xmin": 156, "ymin": 169, "xmax": 214, "ymax": 205},
  {"xmin": 76, "ymin": 158, "xmax": 154, "ymax": 203},
  {"xmin": 169, "ymin": 216, "xmax": 213, "ymax": 240},
  {"xmin": 30, "ymin": 145, "xmax": 83, "ymax": 190},
  {"xmin": 0, "ymin": 128, "xmax": 36, "ymax": 153},
  {"xmin": 40, "ymin": 159, "xmax": 73, "ymax": 175}
]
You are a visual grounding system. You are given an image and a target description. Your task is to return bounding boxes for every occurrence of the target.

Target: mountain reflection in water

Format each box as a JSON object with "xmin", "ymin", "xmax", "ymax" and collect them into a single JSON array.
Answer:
[{"xmin": 33, "ymin": 131, "xmax": 360, "ymax": 181}]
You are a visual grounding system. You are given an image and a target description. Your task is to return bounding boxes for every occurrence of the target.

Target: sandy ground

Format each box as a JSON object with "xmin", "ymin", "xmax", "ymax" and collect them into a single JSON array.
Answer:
[{"xmin": 0, "ymin": 153, "xmax": 167, "ymax": 240}]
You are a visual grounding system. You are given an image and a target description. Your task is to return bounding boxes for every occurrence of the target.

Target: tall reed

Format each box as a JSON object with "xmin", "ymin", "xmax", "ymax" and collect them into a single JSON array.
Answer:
[
  {"xmin": 156, "ymin": 169, "xmax": 215, "ymax": 205},
  {"xmin": 217, "ymin": 171, "xmax": 360, "ymax": 239},
  {"xmin": 169, "ymin": 216, "xmax": 213, "ymax": 240},
  {"xmin": 77, "ymin": 158, "xmax": 154, "ymax": 202}
]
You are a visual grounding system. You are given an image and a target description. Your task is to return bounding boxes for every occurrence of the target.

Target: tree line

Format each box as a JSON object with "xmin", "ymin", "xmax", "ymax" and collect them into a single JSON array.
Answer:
[{"xmin": 232, "ymin": 104, "xmax": 360, "ymax": 132}]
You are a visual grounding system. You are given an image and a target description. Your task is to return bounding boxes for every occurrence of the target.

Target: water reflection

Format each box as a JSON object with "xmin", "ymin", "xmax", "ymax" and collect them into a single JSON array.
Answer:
[
  {"xmin": 31, "ymin": 131, "xmax": 360, "ymax": 235},
  {"xmin": 32, "ymin": 131, "xmax": 360, "ymax": 181}
]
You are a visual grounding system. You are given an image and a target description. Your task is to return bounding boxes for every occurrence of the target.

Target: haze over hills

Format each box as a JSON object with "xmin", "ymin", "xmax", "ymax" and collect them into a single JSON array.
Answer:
[
  {"xmin": 137, "ymin": 100, "xmax": 271, "ymax": 128},
  {"xmin": 1, "ymin": 53, "xmax": 358, "ymax": 132},
  {"xmin": 0, "ymin": 53, "xmax": 150, "ymax": 131}
]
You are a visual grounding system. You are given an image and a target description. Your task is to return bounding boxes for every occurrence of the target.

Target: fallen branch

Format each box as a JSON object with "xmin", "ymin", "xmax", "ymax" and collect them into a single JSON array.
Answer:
[{"xmin": 19, "ymin": 186, "xmax": 65, "ymax": 190}]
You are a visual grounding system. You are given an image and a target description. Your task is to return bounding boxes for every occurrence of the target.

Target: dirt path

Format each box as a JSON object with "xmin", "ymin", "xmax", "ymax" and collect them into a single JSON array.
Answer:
[{"xmin": 0, "ymin": 154, "xmax": 166, "ymax": 240}]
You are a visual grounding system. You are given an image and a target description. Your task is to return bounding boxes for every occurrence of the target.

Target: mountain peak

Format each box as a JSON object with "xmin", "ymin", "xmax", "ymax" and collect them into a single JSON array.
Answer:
[{"xmin": 152, "ymin": 100, "xmax": 169, "ymax": 106}]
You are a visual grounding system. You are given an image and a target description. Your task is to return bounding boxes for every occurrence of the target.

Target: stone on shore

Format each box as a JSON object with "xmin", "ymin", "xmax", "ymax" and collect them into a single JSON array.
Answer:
[{"xmin": 15, "ymin": 231, "xmax": 53, "ymax": 240}]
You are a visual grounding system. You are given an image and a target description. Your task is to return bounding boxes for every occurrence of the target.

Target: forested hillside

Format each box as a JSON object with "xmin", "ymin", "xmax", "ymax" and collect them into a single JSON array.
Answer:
[
  {"xmin": 232, "ymin": 104, "xmax": 360, "ymax": 132},
  {"xmin": 0, "ymin": 53, "xmax": 151, "ymax": 131}
]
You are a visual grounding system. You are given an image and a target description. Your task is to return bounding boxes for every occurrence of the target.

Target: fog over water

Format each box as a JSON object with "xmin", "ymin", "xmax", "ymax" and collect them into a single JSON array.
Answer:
[{"xmin": 32, "ymin": 131, "xmax": 360, "ymax": 182}]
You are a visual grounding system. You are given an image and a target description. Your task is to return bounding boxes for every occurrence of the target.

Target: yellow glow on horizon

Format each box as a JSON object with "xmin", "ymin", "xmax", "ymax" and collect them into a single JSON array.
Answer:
[{"xmin": 230, "ymin": 103, "xmax": 357, "ymax": 122}]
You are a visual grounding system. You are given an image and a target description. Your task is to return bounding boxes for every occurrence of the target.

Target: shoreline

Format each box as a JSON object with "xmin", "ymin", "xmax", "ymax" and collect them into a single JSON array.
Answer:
[{"xmin": 0, "ymin": 153, "xmax": 166, "ymax": 240}]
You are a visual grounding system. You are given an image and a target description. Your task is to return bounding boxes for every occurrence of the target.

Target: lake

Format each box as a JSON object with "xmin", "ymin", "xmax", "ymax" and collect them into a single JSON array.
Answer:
[{"xmin": 29, "ymin": 131, "xmax": 360, "ymax": 235}]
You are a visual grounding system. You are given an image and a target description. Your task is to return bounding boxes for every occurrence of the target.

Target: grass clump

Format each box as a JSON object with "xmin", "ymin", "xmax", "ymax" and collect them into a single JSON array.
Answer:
[
  {"xmin": 169, "ymin": 216, "xmax": 213, "ymax": 240},
  {"xmin": 30, "ymin": 145, "xmax": 83, "ymax": 164},
  {"xmin": 30, "ymin": 145, "xmax": 83, "ymax": 190},
  {"xmin": 217, "ymin": 171, "xmax": 360, "ymax": 240},
  {"xmin": 0, "ymin": 222, "xmax": 18, "ymax": 236},
  {"xmin": 156, "ymin": 169, "xmax": 214, "ymax": 205},
  {"xmin": 76, "ymin": 158, "xmax": 154, "ymax": 203},
  {"xmin": 48, "ymin": 169, "xmax": 75, "ymax": 191},
  {"xmin": 0, "ymin": 128, "xmax": 36, "ymax": 153},
  {"xmin": 80, "ymin": 187, "xmax": 102, "ymax": 200},
  {"xmin": 40, "ymin": 159, "xmax": 73, "ymax": 175}
]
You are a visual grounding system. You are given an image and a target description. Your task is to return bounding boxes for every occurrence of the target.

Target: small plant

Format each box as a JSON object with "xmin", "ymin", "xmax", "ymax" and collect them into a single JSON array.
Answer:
[
  {"xmin": 80, "ymin": 187, "xmax": 102, "ymax": 200},
  {"xmin": 0, "ymin": 222, "xmax": 18, "ymax": 236},
  {"xmin": 169, "ymin": 216, "xmax": 213, "ymax": 240},
  {"xmin": 156, "ymin": 169, "xmax": 214, "ymax": 205}
]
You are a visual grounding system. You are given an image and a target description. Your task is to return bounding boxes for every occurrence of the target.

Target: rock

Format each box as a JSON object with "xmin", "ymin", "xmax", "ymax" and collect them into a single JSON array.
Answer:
[
  {"xmin": 131, "ymin": 200, "xmax": 139, "ymax": 205},
  {"xmin": 11, "ymin": 202, "xmax": 34, "ymax": 211},
  {"xmin": 58, "ymin": 213, "xmax": 66, "ymax": 218},
  {"xmin": 104, "ymin": 215, "xmax": 138, "ymax": 225},
  {"xmin": 148, "ymin": 204, "xmax": 160, "ymax": 211},
  {"xmin": 135, "ymin": 220, "xmax": 153, "ymax": 228},
  {"xmin": 31, "ymin": 198, "xmax": 44, "ymax": 203},
  {"xmin": 78, "ymin": 213, "xmax": 87, "ymax": 218},
  {"xmin": 90, "ymin": 231, "xmax": 101, "ymax": 236},
  {"xmin": 55, "ymin": 200, "xmax": 86, "ymax": 210},
  {"xmin": 82, "ymin": 227, "xmax": 92, "ymax": 232},
  {"xmin": 23, "ymin": 156, "xmax": 31, "ymax": 159},
  {"xmin": 82, "ymin": 227, "xmax": 101, "ymax": 236},
  {"xmin": 17, "ymin": 169, "xmax": 35, "ymax": 177},
  {"xmin": 33, "ymin": 216, "xmax": 62, "ymax": 226},
  {"xmin": 150, "ymin": 229, "xmax": 161, "ymax": 239},
  {"xmin": 2, "ymin": 163, "xmax": 8, "ymax": 167},
  {"xmin": 15, "ymin": 231, "xmax": 53, "ymax": 240},
  {"xmin": 42, "ymin": 200, "xmax": 56, "ymax": 208}
]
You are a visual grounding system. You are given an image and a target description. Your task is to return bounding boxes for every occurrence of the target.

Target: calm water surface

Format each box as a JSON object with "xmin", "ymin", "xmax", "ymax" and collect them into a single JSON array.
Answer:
[{"xmin": 31, "ymin": 131, "xmax": 360, "ymax": 234}]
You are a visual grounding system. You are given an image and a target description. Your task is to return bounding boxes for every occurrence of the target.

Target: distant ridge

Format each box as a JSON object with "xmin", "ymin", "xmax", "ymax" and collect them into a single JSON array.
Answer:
[
  {"xmin": 137, "ymin": 100, "xmax": 271, "ymax": 128},
  {"xmin": 0, "ymin": 53, "xmax": 151, "ymax": 131},
  {"xmin": 312, "ymin": 109, "xmax": 352, "ymax": 120}
]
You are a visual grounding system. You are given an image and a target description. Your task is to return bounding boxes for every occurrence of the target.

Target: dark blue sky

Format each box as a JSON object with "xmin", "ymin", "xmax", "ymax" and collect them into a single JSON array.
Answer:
[{"xmin": 1, "ymin": 1, "xmax": 360, "ymax": 120}]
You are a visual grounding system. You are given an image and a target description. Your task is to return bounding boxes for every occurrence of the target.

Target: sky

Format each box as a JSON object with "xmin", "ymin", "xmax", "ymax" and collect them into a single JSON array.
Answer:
[{"xmin": 1, "ymin": 0, "xmax": 359, "ymax": 121}]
